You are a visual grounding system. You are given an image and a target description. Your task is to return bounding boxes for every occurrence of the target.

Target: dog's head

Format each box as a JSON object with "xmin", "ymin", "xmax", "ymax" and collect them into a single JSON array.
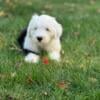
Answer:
[{"xmin": 27, "ymin": 14, "xmax": 63, "ymax": 45}]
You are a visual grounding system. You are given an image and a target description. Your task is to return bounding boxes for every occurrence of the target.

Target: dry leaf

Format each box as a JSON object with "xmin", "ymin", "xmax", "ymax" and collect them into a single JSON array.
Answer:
[
  {"xmin": 26, "ymin": 76, "xmax": 33, "ymax": 85},
  {"xmin": 42, "ymin": 57, "xmax": 49, "ymax": 64},
  {"xmin": 73, "ymin": 32, "xmax": 80, "ymax": 36},
  {"xmin": 88, "ymin": 37, "xmax": 96, "ymax": 46},
  {"xmin": 57, "ymin": 80, "xmax": 70, "ymax": 90}
]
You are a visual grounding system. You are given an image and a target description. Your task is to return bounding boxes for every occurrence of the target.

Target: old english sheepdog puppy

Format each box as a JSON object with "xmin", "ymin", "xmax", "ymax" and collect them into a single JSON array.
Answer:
[{"xmin": 18, "ymin": 14, "xmax": 63, "ymax": 63}]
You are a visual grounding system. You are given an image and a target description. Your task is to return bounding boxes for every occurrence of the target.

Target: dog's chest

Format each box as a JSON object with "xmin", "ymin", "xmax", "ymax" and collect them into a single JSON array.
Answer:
[{"xmin": 38, "ymin": 41, "xmax": 55, "ymax": 52}]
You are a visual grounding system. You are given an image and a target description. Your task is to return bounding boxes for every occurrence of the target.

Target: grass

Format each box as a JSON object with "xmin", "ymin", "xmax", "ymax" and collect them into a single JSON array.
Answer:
[{"xmin": 0, "ymin": 0, "xmax": 100, "ymax": 99}]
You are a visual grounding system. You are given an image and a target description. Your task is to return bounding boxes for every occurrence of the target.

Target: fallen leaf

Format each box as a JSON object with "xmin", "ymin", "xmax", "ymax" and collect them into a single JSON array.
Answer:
[
  {"xmin": 26, "ymin": 76, "xmax": 33, "ymax": 85},
  {"xmin": 42, "ymin": 57, "xmax": 49, "ymax": 64},
  {"xmin": 73, "ymin": 32, "xmax": 80, "ymax": 36},
  {"xmin": 88, "ymin": 37, "xmax": 96, "ymax": 46},
  {"xmin": 57, "ymin": 80, "xmax": 70, "ymax": 90}
]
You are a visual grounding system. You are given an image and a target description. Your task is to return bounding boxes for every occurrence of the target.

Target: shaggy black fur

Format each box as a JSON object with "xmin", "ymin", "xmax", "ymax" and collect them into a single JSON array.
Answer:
[
  {"xmin": 18, "ymin": 28, "xmax": 27, "ymax": 49},
  {"xmin": 17, "ymin": 28, "xmax": 39, "ymax": 55}
]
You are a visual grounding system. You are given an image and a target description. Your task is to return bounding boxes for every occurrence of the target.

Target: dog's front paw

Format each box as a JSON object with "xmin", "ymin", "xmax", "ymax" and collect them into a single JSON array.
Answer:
[
  {"xmin": 25, "ymin": 53, "xmax": 40, "ymax": 63},
  {"xmin": 49, "ymin": 52, "xmax": 60, "ymax": 61}
]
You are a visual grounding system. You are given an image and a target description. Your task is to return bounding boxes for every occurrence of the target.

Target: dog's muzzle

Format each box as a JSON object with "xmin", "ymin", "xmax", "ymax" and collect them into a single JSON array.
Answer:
[{"xmin": 37, "ymin": 37, "xmax": 43, "ymax": 42}]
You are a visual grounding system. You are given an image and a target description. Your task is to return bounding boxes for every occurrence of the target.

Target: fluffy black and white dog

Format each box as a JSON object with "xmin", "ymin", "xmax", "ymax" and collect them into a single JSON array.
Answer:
[{"xmin": 18, "ymin": 14, "xmax": 63, "ymax": 63}]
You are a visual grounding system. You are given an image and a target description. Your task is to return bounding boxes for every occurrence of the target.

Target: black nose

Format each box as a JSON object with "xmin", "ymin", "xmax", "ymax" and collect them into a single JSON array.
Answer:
[{"xmin": 37, "ymin": 37, "xmax": 42, "ymax": 42}]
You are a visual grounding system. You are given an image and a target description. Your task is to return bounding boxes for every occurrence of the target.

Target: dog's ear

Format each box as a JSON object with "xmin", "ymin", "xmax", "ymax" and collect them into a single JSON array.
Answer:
[
  {"xmin": 27, "ymin": 14, "xmax": 39, "ymax": 35},
  {"xmin": 56, "ymin": 23, "xmax": 63, "ymax": 38},
  {"xmin": 53, "ymin": 19, "xmax": 63, "ymax": 38},
  {"xmin": 31, "ymin": 14, "xmax": 39, "ymax": 21}
]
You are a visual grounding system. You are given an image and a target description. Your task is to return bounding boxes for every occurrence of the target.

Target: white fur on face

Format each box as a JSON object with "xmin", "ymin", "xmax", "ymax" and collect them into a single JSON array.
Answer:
[{"xmin": 27, "ymin": 14, "xmax": 63, "ymax": 45}]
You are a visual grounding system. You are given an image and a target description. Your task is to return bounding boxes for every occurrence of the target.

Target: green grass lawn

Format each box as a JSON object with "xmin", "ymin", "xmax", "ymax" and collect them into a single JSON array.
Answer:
[{"xmin": 0, "ymin": 0, "xmax": 100, "ymax": 99}]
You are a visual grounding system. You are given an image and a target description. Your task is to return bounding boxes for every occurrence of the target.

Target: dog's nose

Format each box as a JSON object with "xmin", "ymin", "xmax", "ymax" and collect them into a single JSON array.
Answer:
[{"xmin": 37, "ymin": 37, "xmax": 43, "ymax": 42}]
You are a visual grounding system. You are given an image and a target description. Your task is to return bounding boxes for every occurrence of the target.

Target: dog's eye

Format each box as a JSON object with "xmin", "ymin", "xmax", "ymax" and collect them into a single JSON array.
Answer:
[
  {"xmin": 34, "ymin": 27, "xmax": 37, "ymax": 30},
  {"xmin": 46, "ymin": 28, "xmax": 50, "ymax": 32}
]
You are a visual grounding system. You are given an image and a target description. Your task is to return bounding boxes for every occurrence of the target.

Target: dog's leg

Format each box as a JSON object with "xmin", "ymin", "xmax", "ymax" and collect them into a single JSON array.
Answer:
[
  {"xmin": 48, "ymin": 39, "xmax": 61, "ymax": 61},
  {"xmin": 23, "ymin": 32, "xmax": 40, "ymax": 63},
  {"xmin": 49, "ymin": 51, "xmax": 60, "ymax": 61},
  {"xmin": 25, "ymin": 53, "xmax": 40, "ymax": 63}
]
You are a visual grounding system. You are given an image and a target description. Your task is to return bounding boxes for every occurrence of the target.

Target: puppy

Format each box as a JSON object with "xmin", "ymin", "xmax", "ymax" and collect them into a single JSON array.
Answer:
[{"xmin": 18, "ymin": 14, "xmax": 63, "ymax": 63}]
